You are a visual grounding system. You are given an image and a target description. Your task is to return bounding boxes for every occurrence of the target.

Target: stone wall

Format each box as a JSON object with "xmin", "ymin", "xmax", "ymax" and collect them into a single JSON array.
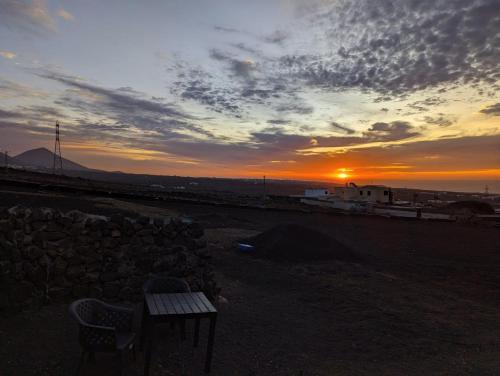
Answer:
[{"xmin": 0, "ymin": 206, "xmax": 217, "ymax": 312}]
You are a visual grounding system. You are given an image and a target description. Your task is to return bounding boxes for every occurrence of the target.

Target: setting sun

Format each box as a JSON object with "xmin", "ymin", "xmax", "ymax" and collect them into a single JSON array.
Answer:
[{"xmin": 335, "ymin": 168, "xmax": 353, "ymax": 180}]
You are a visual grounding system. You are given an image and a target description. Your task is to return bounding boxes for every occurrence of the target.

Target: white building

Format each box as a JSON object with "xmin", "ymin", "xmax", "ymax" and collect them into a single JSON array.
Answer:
[
  {"xmin": 335, "ymin": 183, "xmax": 392, "ymax": 203},
  {"xmin": 304, "ymin": 188, "xmax": 330, "ymax": 197}
]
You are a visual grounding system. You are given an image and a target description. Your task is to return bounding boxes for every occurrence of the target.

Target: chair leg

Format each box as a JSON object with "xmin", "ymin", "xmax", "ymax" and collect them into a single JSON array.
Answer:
[
  {"xmin": 118, "ymin": 351, "xmax": 124, "ymax": 376},
  {"xmin": 140, "ymin": 301, "xmax": 148, "ymax": 351},
  {"xmin": 193, "ymin": 318, "xmax": 200, "ymax": 348},
  {"xmin": 180, "ymin": 319, "xmax": 187, "ymax": 342},
  {"xmin": 75, "ymin": 351, "xmax": 86, "ymax": 376}
]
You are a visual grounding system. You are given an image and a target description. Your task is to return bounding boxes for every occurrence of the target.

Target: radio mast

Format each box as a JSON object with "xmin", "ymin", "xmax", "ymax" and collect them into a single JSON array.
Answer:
[{"xmin": 52, "ymin": 121, "xmax": 63, "ymax": 174}]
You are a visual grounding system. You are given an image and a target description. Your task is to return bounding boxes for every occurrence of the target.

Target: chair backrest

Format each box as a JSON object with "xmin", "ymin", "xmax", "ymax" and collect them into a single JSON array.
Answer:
[
  {"xmin": 143, "ymin": 276, "xmax": 191, "ymax": 294},
  {"xmin": 69, "ymin": 299, "xmax": 117, "ymax": 351},
  {"xmin": 70, "ymin": 298, "xmax": 101, "ymax": 325}
]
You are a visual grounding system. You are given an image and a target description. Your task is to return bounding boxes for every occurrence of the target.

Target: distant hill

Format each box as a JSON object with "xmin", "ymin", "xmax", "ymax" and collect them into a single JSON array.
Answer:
[{"xmin": 13, "ymin": 148, "xmax": 91, "ymax": 172}]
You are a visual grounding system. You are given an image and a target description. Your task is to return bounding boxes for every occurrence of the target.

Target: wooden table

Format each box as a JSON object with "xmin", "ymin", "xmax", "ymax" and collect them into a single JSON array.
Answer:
[{"xmin": 143, "ymin": 292, "xmax": 217, "ymax": 375}]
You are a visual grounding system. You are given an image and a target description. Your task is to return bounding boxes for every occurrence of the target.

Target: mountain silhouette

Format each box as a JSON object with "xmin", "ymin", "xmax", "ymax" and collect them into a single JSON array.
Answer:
[{"xmin": 13, "ymin": 148, "xmax": 90, "ymax": 172}]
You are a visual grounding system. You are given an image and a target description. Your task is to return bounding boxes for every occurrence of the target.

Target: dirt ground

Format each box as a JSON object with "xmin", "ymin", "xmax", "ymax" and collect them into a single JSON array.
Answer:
[{"xmin": 1, "ymin": 188, "xmax": 499, "ymax": 375}]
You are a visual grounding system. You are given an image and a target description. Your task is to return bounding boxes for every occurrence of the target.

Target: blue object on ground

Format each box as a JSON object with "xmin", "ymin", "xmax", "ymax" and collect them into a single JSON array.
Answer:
[{"xmin": 237, "ymin": 243, "xmax": 255, "ymax": 252}]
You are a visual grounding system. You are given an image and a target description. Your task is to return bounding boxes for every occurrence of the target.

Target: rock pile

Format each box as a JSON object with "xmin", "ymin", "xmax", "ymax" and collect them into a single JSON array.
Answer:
[{"xmin": 0, "ymin": 206, "xmax": 216, "ymax": 313}]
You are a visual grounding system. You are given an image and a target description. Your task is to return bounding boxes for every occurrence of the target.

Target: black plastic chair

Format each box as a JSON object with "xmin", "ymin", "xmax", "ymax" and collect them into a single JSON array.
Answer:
[
  {"xmin": 69, "ymin": 298, "xmax": 136, "ymax": 375},
  {"xmin": 141, "ymin": 276, "xmax": 192, "ymax": 348}
]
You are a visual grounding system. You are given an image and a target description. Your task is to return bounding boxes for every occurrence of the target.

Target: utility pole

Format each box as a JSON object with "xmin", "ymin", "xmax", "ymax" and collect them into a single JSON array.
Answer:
[
  {"xmin": 263, "ymin": 175, "xmax": 266, "ymax": 198},
  {"xmin": 52, "ymin": 121, "xmax": 63, "ymax": 175}
]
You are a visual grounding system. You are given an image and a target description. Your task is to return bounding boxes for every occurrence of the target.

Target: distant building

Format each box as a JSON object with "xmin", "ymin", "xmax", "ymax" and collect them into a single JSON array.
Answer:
[
  {"xmin": 335, "ymin": 183, "xmax": 392, "ymax": 203},
  {"xmin": 304, "ymin": 188, "xmax": 330, "ymax": 198}
]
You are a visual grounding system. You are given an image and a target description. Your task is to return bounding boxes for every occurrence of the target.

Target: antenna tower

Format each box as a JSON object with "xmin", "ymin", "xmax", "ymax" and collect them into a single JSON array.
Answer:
[{"xmin": 52, "ymin": 121, "xmax": 63, "ymax": 174}]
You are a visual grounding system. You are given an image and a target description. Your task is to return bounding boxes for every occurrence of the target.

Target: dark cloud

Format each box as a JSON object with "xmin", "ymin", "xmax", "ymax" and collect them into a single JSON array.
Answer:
[
  {"xmin": 480, "ymin": 103, "xmax": 500, "ymax": 116},
  {"xmin": 267, "ymin": 119, "xmax": 291, "ymax": 125},
  {"xmin": 169, "ymin": 56, "xmax": 312, "ymax": 117},
  {"xmin": 424, "ymin": 115, "xmax": 454, "ymax": 127},
  {"xmin": 407, "ymin": 96, "xmax": 448, "ymax": 113},
  {"xmin": 209, "ymin": 49, "xmax": 256, "ymax": 80},
  {"xmin": 280, "ymin": 0, "xmax": 500, "ymax": 97},
  {"xmin": 250, "ymin": 120, "xmax": 420, "ymax": 155},
  {"xmin": 419, "ymin": 97, "xmax": 448, "ymax": 106},
  {"xmin": 230, "ymin": 43, "xmax": 269, "ymax": 61},
  {"xmin": 347, "ymin": 134, "xmax": 500, "ymax": 172},
  {"xmin": 34, "ymin": 70, "xmax": 222, "ymax": 143},
  {"xmin": 263, "ymin": 30, "xmax": 288, "ymax": 45},
  {"xmin": 0, "ymin": 105, "xmax": 64, "ymax": 126},
  {"xmin": 380, "ymin": 108, "xmax": 389, "ymax": 112},
  {"xmin": 363, "ymin": 121, "xmax": 420, "ymax": 141},
  {"xmin": 170, "ymin": 67, "xmax": 243, "ymax": 115},
  {"xmin": 330, "ymin": 121, "xmax": 355, "ymax": 134},
  {"xmin": 213, "ymin": 25, "xmax": 240, "ymax": 33},
  {"xmin": 374, "ymin": 96, "xmax": 392, "ymax": 103},
  {"xmin": 0, "ymin": 108, "xmax": 24, "ymax": 119},
  {"xmin": 275, "ymin": 103, "xmax": 313, "ymax": 115},
  {"xmin": 39, "ymin": 71, "xmax": 189, "ymax": 119}
]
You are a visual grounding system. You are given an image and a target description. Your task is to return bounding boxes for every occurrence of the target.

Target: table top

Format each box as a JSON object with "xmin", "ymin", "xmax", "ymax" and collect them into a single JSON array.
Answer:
[{"xmin": 146, "ymin": 292, "xmax": 217, "ymax": 317}]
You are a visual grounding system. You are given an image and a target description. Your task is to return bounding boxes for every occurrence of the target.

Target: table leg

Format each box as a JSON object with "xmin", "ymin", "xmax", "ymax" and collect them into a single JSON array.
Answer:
[
  {"xmin": 140, "ymin": 301, "xmax": 148, "ymax": 351},
  {"xmin": 204, "ymin": 314, "xmax": 217, "ymax": 373},
  {"xmin": 193, "ymin": 318, "xmax": 200, "ymax": 348},
  {"xmin": 144, "ymin": 319, "xmax": 155, "ymax": 376}
]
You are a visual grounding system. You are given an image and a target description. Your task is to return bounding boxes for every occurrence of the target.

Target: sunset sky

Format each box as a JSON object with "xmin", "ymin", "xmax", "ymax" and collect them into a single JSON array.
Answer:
[{"xmin": 0, "ymin": 0, "xmax": 499, "ymax": 192}]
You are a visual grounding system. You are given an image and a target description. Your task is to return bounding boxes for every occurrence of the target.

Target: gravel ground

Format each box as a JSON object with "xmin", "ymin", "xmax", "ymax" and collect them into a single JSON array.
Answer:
[{"xmin": 1, "ymin": 188, "xmax": 499, "ymax": 375}]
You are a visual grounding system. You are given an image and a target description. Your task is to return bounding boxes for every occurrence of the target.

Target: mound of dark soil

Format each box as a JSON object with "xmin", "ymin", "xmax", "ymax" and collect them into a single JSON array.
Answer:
[
  {"xmin": 444, "ymin": 200, "xmax": 495, "ymax": 215},
  {"xmin": 245, "ymin": 224, "xmax": 359, "ymax": 263}
]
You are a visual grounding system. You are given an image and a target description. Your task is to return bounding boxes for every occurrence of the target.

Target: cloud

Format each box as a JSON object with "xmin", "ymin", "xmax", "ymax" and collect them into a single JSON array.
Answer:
[
  {"xmin": 213, "ymin": 25, "xmax": 240, "ymax": 33},
  {"xmin": 252, "ymin": 120, "xmax": 420, "ymax": 155},
  {"xmin": 263, "ymin": 30, "xmax": 288, "ymax": 45},
  {"xmin": 169, "ymin": 55, "xmax": 310, "ymax": 117},
  {"xmin": 330, "ymin": 121, "xmax": 355, "ymax": 135},
  {"xmin": 279, "ymin": 0, "xmax": 500, "ymax": 97},
  {"xmin": 363, "ymin": 121, "xmax": 419, "ymax": 141},
  {"xmin": 424, "ymin": 115, "xmax": 454, "ymax": 127},
  {"xmin": 56, "ymin": 9, "xmax": 74, "ymax": 22},
  {"xmin": 480, "ymin": 103, "xmax": 500, "ymax": 116},
  {"xmin": 0, "ymin": 77, "xmax": 47, "ymax": 99},
  {"xmin": 267, "ymin": 119, "xmax": 291, "ymax": 125},
  {"xmin": 209, "ymin": 49, "xmax": 256, "ymax": 80},
  {"xmin": 0, "ymin": 108, "xmax": 24, "ymax": 119},
  {"xmin": 0, "ymin": 0, "xmax": 56, "ymax": 33},
  {"xmin": 170, "ymin": 67, "xmax": 243, "ymax": 115},
  {"xmin": 0, "ymin": 50, "xmax": 16, "ymax": 59},
  {"xmin": 33, "ymin": 69, "xmax": 223, "ymax": 144},
  {"xmin": 39, "ymin": 70, "xmax": 190, "ymax": 119},
  {"xmin": 275, "ymin": 103, "xmax": 313, "ymax": 115}
]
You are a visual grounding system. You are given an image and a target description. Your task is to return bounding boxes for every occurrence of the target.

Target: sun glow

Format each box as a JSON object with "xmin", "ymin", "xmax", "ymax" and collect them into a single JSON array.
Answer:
[{"xmin": 334, "ymin": 168, "xmax": 353, "ymax": 180}]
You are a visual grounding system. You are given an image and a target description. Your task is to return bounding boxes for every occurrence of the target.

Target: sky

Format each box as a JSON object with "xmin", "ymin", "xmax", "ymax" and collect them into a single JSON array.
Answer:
[{"xmin": 0, "ymin": 0, "xmax": 499, "ymax": 192}]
